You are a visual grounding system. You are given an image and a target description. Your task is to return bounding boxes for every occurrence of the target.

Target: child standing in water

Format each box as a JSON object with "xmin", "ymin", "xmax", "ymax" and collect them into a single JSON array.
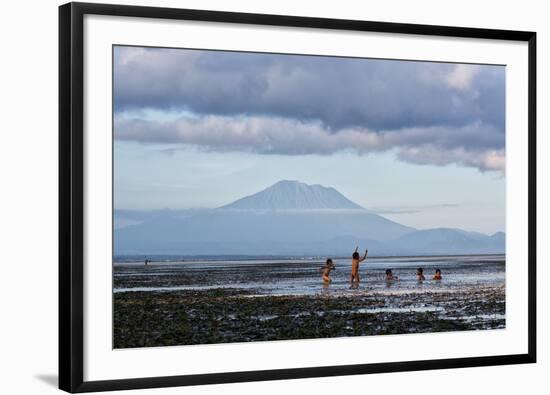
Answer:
[
  {"xmin": 416, "ymin": 267, "xmax": 426, "ymax": 281},
  {"xmin": 350, "ymin": 247, "xmax": 368, "ymax": 289},
  {"xmin": 433, "ymin": 268, "xmax": 442, "ymax": 280},
  {"xmin": 385, "ymin": 269, "xmax": 398, "ymax": 281},
  {"xmin": 320, "ymin": 258, "xmax": 336, "ymax": 285}
]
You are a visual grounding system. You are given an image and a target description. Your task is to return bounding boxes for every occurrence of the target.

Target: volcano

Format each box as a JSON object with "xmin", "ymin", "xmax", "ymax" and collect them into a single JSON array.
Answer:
[{"xmin": 114, "ymin": 180, "xmax": 504, "ymax": 256}]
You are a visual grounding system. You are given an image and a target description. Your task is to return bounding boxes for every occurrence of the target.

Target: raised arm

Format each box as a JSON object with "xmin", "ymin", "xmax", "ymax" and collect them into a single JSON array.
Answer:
[{"xmin": 359, "ymin": 249, "xmax": 368, "ymax": 262}]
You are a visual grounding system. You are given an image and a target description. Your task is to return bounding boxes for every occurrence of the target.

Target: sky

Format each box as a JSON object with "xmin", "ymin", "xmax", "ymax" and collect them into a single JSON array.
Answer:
[{"xmin": 113, "ymin": 46, "xmax": 505, "ymax": 234}]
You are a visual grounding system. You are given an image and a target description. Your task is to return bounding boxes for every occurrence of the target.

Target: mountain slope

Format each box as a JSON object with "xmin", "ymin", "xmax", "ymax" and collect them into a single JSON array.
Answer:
[
  {"xmin": 114, "ymin": 180, "xmax": 504, "ymax": 256},
  {"xmin": 115, "ymin": 209, "xmax": 414, "ymax": 255},
  {"xmin": 222, "ymin": 180, "xmax": 364, "ymax": 210},
  {"xmin": 387, "ymin": 228, "xmax": 505, "ymax": 255}
]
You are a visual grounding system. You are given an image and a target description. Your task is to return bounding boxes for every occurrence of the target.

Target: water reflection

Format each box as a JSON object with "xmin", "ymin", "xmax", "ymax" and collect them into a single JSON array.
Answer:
[{"xmin": 114, "ymin": 254, "xmax": 505, "ymax": 297}]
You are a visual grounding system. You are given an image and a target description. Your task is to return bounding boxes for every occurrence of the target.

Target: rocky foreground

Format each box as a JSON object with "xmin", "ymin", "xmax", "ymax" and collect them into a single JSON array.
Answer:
[{"xmin": 114, "ymin": 285, "xmax": 505, "ymax": 348}]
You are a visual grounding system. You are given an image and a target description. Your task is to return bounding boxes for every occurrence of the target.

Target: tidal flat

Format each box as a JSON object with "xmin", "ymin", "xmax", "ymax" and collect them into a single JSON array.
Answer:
[{"xmin": 113, "ymin": 255, "xmax": 505, "ymax": 348}]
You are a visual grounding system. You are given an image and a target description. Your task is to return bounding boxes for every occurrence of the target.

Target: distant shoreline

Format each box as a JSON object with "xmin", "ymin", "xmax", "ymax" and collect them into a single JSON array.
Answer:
[{"xmin": 113, "ymin": 252, "xmax": 505, "ymax": 264}]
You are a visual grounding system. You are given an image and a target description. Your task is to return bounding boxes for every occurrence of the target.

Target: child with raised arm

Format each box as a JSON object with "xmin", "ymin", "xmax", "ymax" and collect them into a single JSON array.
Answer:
[
  {"xmin": 350, "ymin": 247, "xmax": 368, "ymax": 289},
  {"xmin": 320, "ymin": 258, "xmax": 336, "ymax": 284}
]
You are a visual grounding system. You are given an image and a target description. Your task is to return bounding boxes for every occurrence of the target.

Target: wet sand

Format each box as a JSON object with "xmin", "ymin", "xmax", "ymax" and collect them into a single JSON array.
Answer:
[{"xmin": 113, "ymin": 256, "xmax": 505, "ymax": 348}]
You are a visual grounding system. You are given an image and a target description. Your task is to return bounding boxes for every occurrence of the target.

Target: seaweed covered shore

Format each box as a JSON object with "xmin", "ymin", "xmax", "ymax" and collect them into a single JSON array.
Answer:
[{"xmin": 114, "ymin": 285, "xmax": 505, "ymax": 348}]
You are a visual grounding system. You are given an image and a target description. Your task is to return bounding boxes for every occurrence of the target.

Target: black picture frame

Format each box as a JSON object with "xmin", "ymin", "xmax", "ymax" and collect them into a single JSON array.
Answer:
[{"xmin": 59, "ymin": 2, "xmax": 537, "ymax": 393}]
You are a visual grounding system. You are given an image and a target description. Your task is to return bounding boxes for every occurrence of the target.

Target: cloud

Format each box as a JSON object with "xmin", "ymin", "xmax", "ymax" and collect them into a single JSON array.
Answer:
[
  {"xmin": 113, "ymin": 46, "xmax": 506, "ymax": 173},
  {"xmin": 114, "ymin": 47, "xmax": 505, "ymax": 132},
  {"xmin": 371, "ymin": 203, "xmax": 461, "ymax": 215},
  {"xmin": 115, "ymin": 115, "xmax": 505, "ymax": 172},
  {"xmin": 446, "ymin": 64, "xmax": 481, "ymax": 91},
  {"xmin": 396, "ymin": 146, "xmax": 505, "ymax": 172}
]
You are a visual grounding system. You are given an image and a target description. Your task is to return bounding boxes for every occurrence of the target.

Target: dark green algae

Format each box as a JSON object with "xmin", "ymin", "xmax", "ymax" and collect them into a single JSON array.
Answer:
[{"xmin": 114, "ymin": 287, "xmax": 504, "ymax": 349}]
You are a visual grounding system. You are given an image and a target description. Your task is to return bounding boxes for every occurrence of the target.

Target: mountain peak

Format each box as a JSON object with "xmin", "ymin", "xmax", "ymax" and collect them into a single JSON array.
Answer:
[{"xmin": 221, "ymin": 180, "xmax": 364, "ymax": 210}]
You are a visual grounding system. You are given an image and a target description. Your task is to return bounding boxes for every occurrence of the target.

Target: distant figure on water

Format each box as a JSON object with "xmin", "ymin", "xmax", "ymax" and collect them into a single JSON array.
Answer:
[
  {"xmin": 350, "ymin": 247, "xmax": 368, "ymax": 289},
  {"xmin": 433, "ymin": 268, "xmax": 442, "ymax": 280},
  {"xmin": 385, "ymin": 269, "xmax": 398, "ymax": 281},
  {"xmin": 320, "ymin": 258, "xmax": 336, "ymax": 286},
  {"xmin": 416, "ymin": 267, "xmax": 426, "ymax": 281},
  {"xmin": 144, "ymin": 259, "xmax": 150, "ymax": 265}
]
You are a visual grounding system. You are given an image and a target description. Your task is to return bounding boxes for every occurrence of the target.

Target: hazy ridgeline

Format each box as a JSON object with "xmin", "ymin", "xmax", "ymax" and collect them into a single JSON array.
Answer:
[{"xmin": 115, "ymin": 181, "xmax": 505, "ymax": 257}]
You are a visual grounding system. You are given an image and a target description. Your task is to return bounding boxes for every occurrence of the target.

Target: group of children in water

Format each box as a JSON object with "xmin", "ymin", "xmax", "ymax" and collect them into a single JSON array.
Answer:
[{"xmin": 320, "ymin": 246, "xmax": 443, "ymax": 288}]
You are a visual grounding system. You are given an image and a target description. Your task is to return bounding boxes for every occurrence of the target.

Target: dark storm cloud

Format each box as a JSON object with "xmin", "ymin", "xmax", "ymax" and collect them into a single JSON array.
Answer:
[
  {"xmin": 114, "ymin": 47, "xmax": 505, "ymax": 133},
  {"xmin": 113, "ymin": 46, "xmax": 506, "ymax": 172}
]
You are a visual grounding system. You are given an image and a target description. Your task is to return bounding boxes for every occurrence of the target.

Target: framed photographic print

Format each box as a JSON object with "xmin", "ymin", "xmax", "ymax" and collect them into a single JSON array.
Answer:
[{"xmin": 59, "ymin": 2, "xmax": 537, "ymax": 393}]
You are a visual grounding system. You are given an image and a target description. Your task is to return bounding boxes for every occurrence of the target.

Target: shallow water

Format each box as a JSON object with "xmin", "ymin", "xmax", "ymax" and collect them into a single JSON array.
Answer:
[{"xmin": 113, "ymin": 254, "xmax": 505, "ymax": 296}]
